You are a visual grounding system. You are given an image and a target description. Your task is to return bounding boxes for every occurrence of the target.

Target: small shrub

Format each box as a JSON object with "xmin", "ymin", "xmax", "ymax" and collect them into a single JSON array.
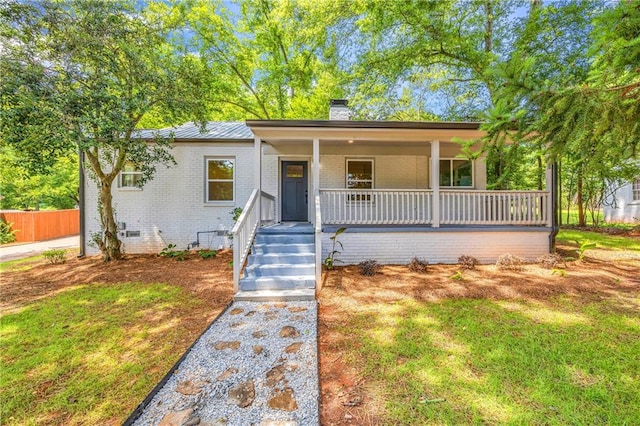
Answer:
[
  {"xmin": 197, "ymin": 249, "xmax": 217, "ymax": 259},
  {"xmin": 496, "ymin": 254, "xmax": 525, "ymax": 271},
  {"xmin": 408, "ymin": 257, "xmax": 428, "ymax": 273},
  {"xmin": 449, "ymin": 270, "xmax": 464, "ymax": 281},
  {"xmin": 230, "ymin": 207, "xmax": 243, "ymax": 222},
  {"xmin": 0, "ymin": 220, "xmax": 16, "ymax": 244},
  {"xmin": 552, "ymin": 268, "xmax": 568, "ymax": 277},
  {"xmin": 358, "ymin": 259, "xmax": 381, "ymax": 276},
  {"xmin": 537, "ymin": 253, "xmax": 564, "ymax": 269},
  {"xmin": 159, "ymin": 244, "xmax": 188, "ymax": 261},
  {"xmin": 575, "ymin": 240, "xmax": 596, "ymax": 260},
  {"xmin": 43, "ymin": 249, "xmax": 66, "ymax": 264},
  {"xmin": 458, "ymin": 255, "xmax": 479, "ymax": 270},
  {"xmin": 324, "ymin": 227, "xmax": 346, "ymax": 270}
]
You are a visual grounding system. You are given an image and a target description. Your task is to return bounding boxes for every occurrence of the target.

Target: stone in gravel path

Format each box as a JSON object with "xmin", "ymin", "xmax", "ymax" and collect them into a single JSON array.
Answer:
[
  {"xmin": 252, "ymin": 330, "xmax": 267, "ymax": 338},
  {"xmin": 230, "ymin": 308, "xmax": 244, "ymax": 315},
  {"xmin": 213, "ymin": 341, "xmax": 240, "ymax": 350},
  {"xmin": 216, "ymin": 367, "xmax": 238, "ymax": 381},
  {"xmin": 266, "ymin": 364, "xmax": 286, "ymax": 387},
  {"xmin": 158, "ymin": 408, "xmax": 194, "ymax": 426},
  {"xmin": 284, "ymin": 342, "xmax": 302, "ymax": 354},
  {"xmin": 228, "ymin": 380, "xmax": 255, "ymax": 408},
  {"xmin": 267, "ymin": 387, "xmax": 298, "ymax": 411},
  {"xmin": 287, "ymin": 307, "xmax": 308, "ymax": 313},
  {"xmin": 253, "ymin": 345, "xmax": 264, "ymax": 355},
  {"xmin": 279, "ymin": 326, "xmax": 299, "ymax": 338},
  {"xmin": 175, "ymin": 379, "xmax": 208, "ymax": 395}
]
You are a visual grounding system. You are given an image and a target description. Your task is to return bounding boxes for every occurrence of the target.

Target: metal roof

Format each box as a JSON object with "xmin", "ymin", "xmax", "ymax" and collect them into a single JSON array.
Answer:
[{"xmin": 133, "ymin": 122, "xmax": 253, "ymax": 141}]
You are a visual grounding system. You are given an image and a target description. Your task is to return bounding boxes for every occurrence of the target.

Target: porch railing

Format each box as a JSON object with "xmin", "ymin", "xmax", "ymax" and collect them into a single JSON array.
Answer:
[
  {"xmin": 231, "ymin": 189, "xmax": 276, "ymax": 292},
  {"xmin": 440, "ymin": 190, "xmax": 549, "ymax": 225},
  {"xmin": 314, "ymin": 192, "xmax": 322, "ymax": 291},
  {"xmin": 320, "ymin": 189, "xmax": 433, "ymax": 225},
  {"xmin": 319, "ymin": 189, "xmax": 549, "ymax": 226},
  {"xmin": 260, "ymin": 191, "xmax": 276, "ymax": 225}
]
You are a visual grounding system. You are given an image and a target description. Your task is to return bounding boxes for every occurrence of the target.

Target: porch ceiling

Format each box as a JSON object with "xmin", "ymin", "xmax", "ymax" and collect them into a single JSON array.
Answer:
[{"xmin": 246, "ymin": 120, "xmax": 486, "ymax": 143}]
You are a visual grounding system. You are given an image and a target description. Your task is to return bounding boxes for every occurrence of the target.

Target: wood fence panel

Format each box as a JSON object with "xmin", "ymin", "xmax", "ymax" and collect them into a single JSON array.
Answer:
[{"xmin": 1, "ymin": 209, "xmax": 79, "ymax": 243}]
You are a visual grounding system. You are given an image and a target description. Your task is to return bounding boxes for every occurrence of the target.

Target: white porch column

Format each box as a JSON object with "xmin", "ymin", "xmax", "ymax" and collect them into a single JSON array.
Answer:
[
  {"xmin": 431, "ymin": 140, "xmax": 440, "ymax": 228},
  {"xmin": 545, "ymin": 164, "xmax": 553, "ymax": 227},
  {"xmin": 312, "ymin": 138, "xmax": 320, "ymax": 224},
  {"xmin": 254, "ymin": 136, "xmax": 262, "ymax": 222}
]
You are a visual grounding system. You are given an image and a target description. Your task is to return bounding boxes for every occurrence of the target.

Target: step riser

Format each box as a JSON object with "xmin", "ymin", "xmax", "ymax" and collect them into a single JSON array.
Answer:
[
  {"xmin": 240, "ymin": 280, "xmax": 316, "ymax": 291},
  {"xmin": 253, "ymin": 244, "xmax": 314, "ymax": 254},
  {"xmin": 245, "ymin": 265, "xmax": 315, "ymax": 278},
  {"xmin": 248, "ymin": 254, "xmax": 315, "ymax": 265},
  {"xmin": 255, "ymin": 235, "xmax": 315, "ymax": 244}
]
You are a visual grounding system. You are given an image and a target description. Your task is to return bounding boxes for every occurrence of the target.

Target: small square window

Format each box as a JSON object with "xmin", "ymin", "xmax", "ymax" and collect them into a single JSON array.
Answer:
[
  {"xmin": 119, "ymin": 163, "xmax": 143, "ymax": 188},
  {"xmin": 439, "ymin": 159, "xmax": 473, "ymax": 187}
]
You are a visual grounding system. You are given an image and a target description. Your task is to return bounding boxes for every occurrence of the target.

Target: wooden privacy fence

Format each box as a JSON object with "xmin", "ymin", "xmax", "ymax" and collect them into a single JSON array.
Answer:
[{"xmin": 1, "ymin": 209, "xmax": 79, "ymax": 243}]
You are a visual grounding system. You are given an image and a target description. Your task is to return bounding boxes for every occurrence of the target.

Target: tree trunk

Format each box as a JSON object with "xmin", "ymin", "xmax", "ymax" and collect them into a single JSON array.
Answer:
[
  {"xmin": 558, "ymin": 160, "xmax": 563, "ymax": 225},
  {"xmin": 98, "ymin": 180, "xmax": 122, "ymax": 261},
  {"xmin": 536, "ymin": 155, "xmax": 543, "ymax": 190},
  {"xmin": 577, "ymin": 172, "xmax": 585, "ymax": 227}
]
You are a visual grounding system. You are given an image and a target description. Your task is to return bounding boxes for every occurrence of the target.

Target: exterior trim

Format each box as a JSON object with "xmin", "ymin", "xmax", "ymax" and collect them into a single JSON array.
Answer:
[{"xmin": 247, "ymin": 120, "xmax": 482, "ymax": 130}]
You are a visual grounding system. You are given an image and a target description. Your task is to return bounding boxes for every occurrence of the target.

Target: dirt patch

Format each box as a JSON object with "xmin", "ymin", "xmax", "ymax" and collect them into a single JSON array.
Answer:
[
  {"xmin": 1, "ymin": 250, "xmax": 234, "ymax": 334},
  {"xmin": 317, "ymin": 244, "xmax": 640, "ymax": 425}
]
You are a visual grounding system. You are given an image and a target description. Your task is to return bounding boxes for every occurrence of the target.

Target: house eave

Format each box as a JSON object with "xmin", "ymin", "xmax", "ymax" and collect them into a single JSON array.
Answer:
[{"xmin": 246, "ymin": 120, "xmax": 487, "ymax": 143}]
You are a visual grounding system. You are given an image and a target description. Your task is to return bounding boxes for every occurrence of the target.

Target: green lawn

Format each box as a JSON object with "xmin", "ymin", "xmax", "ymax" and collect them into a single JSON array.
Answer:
[
  {"xmin": 0, "ymin": 254, "xmax": 45, "ymax": 272},
  {"xmin": 0, "ymin": 282, "xmax": 205, "ymax": 425},
  {"xmin": 341, "ymin": 297, "xmax": 640, "ymax": 424},
  {"xmin": 557, "ymin": 228, "xmax": 640, "ymax": 251}
]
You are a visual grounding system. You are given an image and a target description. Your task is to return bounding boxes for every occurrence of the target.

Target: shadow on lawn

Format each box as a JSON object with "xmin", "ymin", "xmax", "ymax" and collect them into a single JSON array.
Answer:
[{"xmin": 319, "ymin": 259, "xmax": 640, "ymax": 425}]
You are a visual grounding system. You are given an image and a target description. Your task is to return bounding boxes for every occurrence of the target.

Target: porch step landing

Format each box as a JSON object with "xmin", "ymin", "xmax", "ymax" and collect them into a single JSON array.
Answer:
[{"xmin": 236, "ymin": 224, "xmax": 315, "ymax": 302}]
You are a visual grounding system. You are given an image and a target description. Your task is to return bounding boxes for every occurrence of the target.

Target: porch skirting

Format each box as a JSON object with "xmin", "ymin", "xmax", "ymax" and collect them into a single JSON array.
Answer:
[{"xmin": 321, "ymin": 227, "xmax": 552, "ymax": 265}]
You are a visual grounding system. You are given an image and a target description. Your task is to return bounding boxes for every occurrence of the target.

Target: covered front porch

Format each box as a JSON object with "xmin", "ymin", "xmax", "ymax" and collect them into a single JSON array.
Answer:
[{"xmin": 231, "ymin": 119, "xmax": 554, "ymax": 293}]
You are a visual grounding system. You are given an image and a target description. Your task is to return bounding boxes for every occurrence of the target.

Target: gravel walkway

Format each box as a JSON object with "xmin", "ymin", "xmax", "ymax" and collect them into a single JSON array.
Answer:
[{"xmin": 131, "ymin": 301, "xmax": 319, "ymax": 426}]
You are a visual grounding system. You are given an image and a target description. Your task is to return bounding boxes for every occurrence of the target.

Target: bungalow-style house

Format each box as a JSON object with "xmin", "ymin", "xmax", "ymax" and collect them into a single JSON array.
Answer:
[
  {"xmin": 603, "ymin": 177, "xmax": 640, "ymax": 223},
  {"xmin": 82, "ymin": 100, "xmax": 557, "ymax": 300}
]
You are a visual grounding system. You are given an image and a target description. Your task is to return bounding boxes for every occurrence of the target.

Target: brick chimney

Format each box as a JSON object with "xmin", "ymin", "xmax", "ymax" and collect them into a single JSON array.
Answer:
[{"xmin": 329, "ymin": 99, "xmax": 351, "ymax": 120}]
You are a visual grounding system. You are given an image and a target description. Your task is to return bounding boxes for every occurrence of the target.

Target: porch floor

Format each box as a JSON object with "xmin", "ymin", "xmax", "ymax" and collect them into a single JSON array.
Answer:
[
  {"xmin": 322, "ymin": 224, "xmax": 552, "ymax": 233},
  {"xmin": 260, "ymin": 222, "xmax": 314, "ymax": 233}
]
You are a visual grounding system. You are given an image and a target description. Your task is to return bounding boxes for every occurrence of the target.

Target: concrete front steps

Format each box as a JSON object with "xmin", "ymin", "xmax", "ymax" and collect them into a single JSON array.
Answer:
[{"xmin": 235, "ymin": 223, "xmax": 316, "ymax": 302}]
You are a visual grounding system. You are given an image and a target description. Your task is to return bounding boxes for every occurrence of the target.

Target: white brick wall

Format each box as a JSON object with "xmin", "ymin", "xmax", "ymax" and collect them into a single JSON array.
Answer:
[
  {"xmin": 604, "ymin": 181, "xmax": 640, "ymax": 223},
  {"xmin": 322, "ymin": 229, "xmax": 550, "ymax": 264},
  {"xmin": 84, "ymin": 142, "xmax": 255, "ymax": 254}
]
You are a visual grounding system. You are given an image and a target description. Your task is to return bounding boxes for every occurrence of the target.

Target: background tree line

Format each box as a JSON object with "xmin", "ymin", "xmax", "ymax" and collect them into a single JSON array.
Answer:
[{"xmin": 1, "ymin": 0, "xmax": 638, "ymax": 258}]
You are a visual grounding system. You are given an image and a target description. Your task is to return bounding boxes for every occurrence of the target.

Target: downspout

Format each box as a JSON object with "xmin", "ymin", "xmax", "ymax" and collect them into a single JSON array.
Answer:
[
  {"xmin": 78, "ymin": 149, "xmax": 86, "ymax": 258},
  {"xmin": 549, "ymin": 161, "xmax": 559, "ymax": 252}
]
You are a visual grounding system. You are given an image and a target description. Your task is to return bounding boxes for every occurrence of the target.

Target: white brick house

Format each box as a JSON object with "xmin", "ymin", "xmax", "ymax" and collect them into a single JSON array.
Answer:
[
  {"xmin": 82, "ymin": 102, "xmax": 557, "ymax": 295},
  {"xmin": 603, "ymin": 178, "xmax": 640, "ymax": 223}
]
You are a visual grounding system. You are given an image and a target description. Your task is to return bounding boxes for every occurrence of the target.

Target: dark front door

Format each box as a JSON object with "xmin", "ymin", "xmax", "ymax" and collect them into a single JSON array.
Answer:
[{"xmin": 281, "ymin": 161, "xmax": 308, "ymax": 221}]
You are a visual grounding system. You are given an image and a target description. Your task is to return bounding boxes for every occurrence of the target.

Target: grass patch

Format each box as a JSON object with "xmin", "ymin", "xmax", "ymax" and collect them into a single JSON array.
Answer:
[
  {"xmin": 0, "ymin": 282, "xmax": 205, "ymax": 425},
  {"xmin": 557, "ymin": 229, "xmax": 640, "ymax": 251},
  {"xmin": 0, "ymin": 254, "xmax": 45, "ymax": 272},
  {"xmin": 341, "ymin": 297, "xmax": 640, "ymax": 424}
]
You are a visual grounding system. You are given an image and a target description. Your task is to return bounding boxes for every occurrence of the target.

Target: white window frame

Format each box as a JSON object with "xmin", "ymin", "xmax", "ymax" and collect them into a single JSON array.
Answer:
[
  {"xmin": 439, "ymin": 158, "xmax": 474, "ymax": 188},
  {"xmin": 346, "ymin": 158, "xmax": 374, "ymax": 202},
  {"xmin": 118, "ymin": 163, "xmax": 143, "ymax": 189},
  {"xmin": 205, "ymin": 157, "xmax": 235, "ymax": 204},
  {"xmin": 632, "ymin": 178, "xmax": 640, "ymax": 202},
  {"xmin": 346, "ymin": 158, "xmax": 374, "ymax": 189}
]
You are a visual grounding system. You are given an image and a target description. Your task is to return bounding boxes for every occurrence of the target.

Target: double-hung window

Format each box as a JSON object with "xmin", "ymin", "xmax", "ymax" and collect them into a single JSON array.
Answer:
[
  {"xmin": 119, "ymin": 163, "xmax": 143, "ymax": 188},
  {"xmin": 633, "ymin": 178, "xmax": 640, "ymax": 202},
  {"xmin": 439, "ymin": 159, "xmax": 473, "ymax": 187},
  {"xmin": 346, "ymin": 159, "xmax": 373, "ymax": 201},
  {"xmin": 206, "ymin": 158, "xmax": 234, "ymax": 202}
]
